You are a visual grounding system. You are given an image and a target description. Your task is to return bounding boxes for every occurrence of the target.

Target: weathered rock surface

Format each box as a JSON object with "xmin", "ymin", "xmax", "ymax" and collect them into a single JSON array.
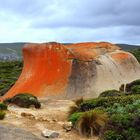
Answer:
[
  {"xmin": 62, "ymin": 122, "xmax": 72, "ymax": 132},
  {"xmin": 0, "ymin": 124, "xmax": 41, "ymax": 140},
  {"xmin": 2, "ymin": 42, "xmax": 140, "ymax": 99},
  {"xmin": 42, "ymin": 129, "xmax": 59, "ymax": 138}
]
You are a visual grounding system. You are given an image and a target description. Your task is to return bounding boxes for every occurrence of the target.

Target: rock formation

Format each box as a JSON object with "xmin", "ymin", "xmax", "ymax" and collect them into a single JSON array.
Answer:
[
  {"xmin": 0, "ymin": 124, "xmax": 43, "ymax": 140},
  {"xmin": 2, "ymin": 42, "xmax": 140, "ymax": 99}
]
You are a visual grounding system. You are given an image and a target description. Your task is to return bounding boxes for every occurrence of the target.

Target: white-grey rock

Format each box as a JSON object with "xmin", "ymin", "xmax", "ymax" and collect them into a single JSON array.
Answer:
[
  {"xmin": 62, "ymin": 122, "xmax": 72, "ymax": 132},
  {"xmin": 42, "ymin": 129, "xmax": 59, "ymax": 138}
]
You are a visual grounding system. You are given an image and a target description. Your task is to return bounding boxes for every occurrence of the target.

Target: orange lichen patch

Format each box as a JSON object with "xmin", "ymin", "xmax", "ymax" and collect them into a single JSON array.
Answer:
[
  {"xmin": 2, "ymin": 42, "xmax": 72, "ymax": 99},
  {"xmin": 111, "ymin": 52, "xmax": 131, "ymax": 60},
  {"xmin": 65, "ymin": 42, "xmax": 120, "ymax": 61},
  {"xmin": 66, "ymin": 42, "xmax": 120, "ymax": 50}
]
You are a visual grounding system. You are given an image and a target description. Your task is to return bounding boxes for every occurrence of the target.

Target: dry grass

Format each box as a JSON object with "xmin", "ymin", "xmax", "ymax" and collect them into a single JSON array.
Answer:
[
  {"xmin": 68, "ymin": 98, "xmax": 84, "ymax": 116},
  {"xmin": 68, "ymin": 105, "xmax": 79, "ymax": 116},
  {"xmin": 77, "ymin": 110, "xmax": 108, "ymax": 137},
  {"xmin": 74, "ymin": 98, "xmax": 84, "ymax": 106}
]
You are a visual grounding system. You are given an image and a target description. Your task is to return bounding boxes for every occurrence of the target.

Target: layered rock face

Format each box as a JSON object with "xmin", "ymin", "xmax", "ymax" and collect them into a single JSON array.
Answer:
[{"xmin": 2, "ymin": 42, "xmax": 140, "ymax": 99}]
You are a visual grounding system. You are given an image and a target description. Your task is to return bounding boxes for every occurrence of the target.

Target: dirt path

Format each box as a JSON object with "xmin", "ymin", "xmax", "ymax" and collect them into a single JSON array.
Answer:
[{"xmin": 0, "ymin": 99, "xmax": 98, "ymax": 140}]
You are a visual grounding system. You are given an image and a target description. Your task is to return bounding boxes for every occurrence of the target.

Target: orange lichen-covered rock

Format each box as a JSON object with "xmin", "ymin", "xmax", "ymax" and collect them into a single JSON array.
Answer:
[
  {"xmin": 66, "ymin": 42, "xmax": 120, "ymax": 61},
  {"xmin": 1, "ymin": 42, "xmax": 140, "ymax": 100}
]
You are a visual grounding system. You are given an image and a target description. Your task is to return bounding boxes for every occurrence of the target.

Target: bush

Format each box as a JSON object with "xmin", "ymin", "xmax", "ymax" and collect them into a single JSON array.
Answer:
[
  {"xmin": 102, "ymin": 113, "xmax": 140, "ymax": 140},
  {"xmin": 105, "ymin": 99, "xmax": 140, "ymax": 115},
  {"xmin": 0, "ymin": 111, "xmax": 6, "ymax": 120},
  {"xmin": 0, "ymin": 103, "xmax": 7, "ymax": 110},
  {"xmin": 131, "ymin": 85, "xmax": 140, "ymax": 94},
  {"xmin": 122, "ymin": 128, "xmax": 140, "ymax": 140},
  {"xmin": 4, "ymin": 93, "xmax": 41, "ymax": 109},
  {"xmin": 68, "ymin": 98, "xmax": 84, "ymax": 115},
  {"xmin": 77, "ymin": 110, "xmax": 108, "ymax": 137},
  {"xmin": 68, "ymin": 112, "xmax": 83, "ymax": 125},
  {"xmin": 129, "ymin": 49, "xmax": 140, "ymax": 63},
  {"xmin": 0, "ymin": 61, "xmax": 22, "ymax": 96},
  {"xmin": 132, "ymin": 115, "xmax": 140, "ymax": 131},
  {"xmin": 109, "ymin": 114, "xmax": 133, "ymax": 129},
  {"xmin": 102, "ymin": 130, "xmax": 123, "ymax": 140},
  {"xmin": 120, "ymin": 79, "xmax": 140, "ymax": 93},
  {"xmin": 79, "ymin": 95, "xmax": 140, "ymax": 112},
  {"xmin": 99, "ymin": 90, "xmax": 121, "ymax": 98}
]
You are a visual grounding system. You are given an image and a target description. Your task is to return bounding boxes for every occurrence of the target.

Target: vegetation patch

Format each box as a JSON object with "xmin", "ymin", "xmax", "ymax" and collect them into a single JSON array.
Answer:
[
  {"xmin": 4, "ymin": 93, "xmax": 41, "ymax": 109},
  {"xmin": 0, "ymin": 61, "xmax": 22, "ymax": 96},
  {"xmin": 68, "ymin": 79, "xmax": 140, "ymax": 139},
  {"xmin": 99, "ymin": 90, "xmax": 121, "ymax": 97},
  {"xmin": 129, "ymin": 48, "xmax": 140, "ymax": 63},
  {"xmin": 120, "ymin": 79, "xmax": 140, "ymax": 93},
  {"xmin": 0, "ymin": 111, "xmax": 6, "ymax": 120},
  {"xmin": 0, "ymin": 102, "xmax": 7, "ymax": 110}
]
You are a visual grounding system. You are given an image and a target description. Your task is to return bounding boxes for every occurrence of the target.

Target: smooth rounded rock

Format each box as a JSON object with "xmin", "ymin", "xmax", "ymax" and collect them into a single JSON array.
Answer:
[{"xmin": 0, "ymin": 124, "xmax": 41, "ymax": 140}]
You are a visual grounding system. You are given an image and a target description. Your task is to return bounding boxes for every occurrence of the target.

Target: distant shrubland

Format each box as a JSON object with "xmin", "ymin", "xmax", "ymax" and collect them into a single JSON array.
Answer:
[
  {"xmin": 0, "ymin": 61, "xmax": 23, "ymax": 96},
  {"xmin": 129, "ymin": 49, "xmax": 140, "ymax": 63}
]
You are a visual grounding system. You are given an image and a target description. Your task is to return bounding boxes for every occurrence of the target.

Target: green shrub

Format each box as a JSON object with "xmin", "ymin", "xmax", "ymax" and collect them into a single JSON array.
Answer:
[
  {"xmin": 79, "ymin": 95, "xmax": 140, "ymax": 112},
  {"xmin": 99, "ymin": 90, "xmax": 121, "ymax": 98},
  {"xmin": 0, "ymin": 61, "xmax": 22, "ymax": 96},
  {"xmin": 105, "ymin": 100, "xmax": 140, "ymax": 115},
  {"xmin": 0, "ymin": 103, "xmax": 7, "ymax": 110},
  {"xmin": 120, "ymin": 79, "xmax": 140, "ymax": 93},
  {"xmin": 68, "ymin": 112, "xmax": 83, "ymax": 125},
  {"xmin": 129, "ymin": 49, "xmax": 140, "ymax": 63},
  {"xmin": 109, "ymin": 114, "xmax": 133, "ymax": 129},
  {"xmin": 122, "ymin": 128, "xmax": 140, "ymax": 140},
  {"xmin": 102, "ymin": 113, "xmax": 140, "ymax": 140},
  {"xmin": 131, "ymin": 85, "xmax": 140, "ymax": 94},
  {"xmin": 77, "ymin": 110, "xmax": 108, "ymax": 137},
  {"xmin": 4, "ymin": 93, "xmax": 41, "ymax": 109},
  {"xmin": 102, "ymin": 130, "xmax": 123, "ymax": 140},
  {"xmin": 132, "ymin": 115, "xmax": 140, "ymax": 131},
  {"xmin": 3, "ymin": 98, "xmax": 12, "ymax": 104},
  {"xmin": 0, "ymin": 87, "xmax": 11, "ymax": 96},
  {"xmin": 0, "ymin": 111, "xmax": 6, "ymax": 120}
]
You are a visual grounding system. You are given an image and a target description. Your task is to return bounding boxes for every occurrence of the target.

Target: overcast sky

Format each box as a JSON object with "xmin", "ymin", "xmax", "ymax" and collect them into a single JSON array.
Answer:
[{"xmin": 0, "ymin": 0, "xmax": 140, "ymax": 44}]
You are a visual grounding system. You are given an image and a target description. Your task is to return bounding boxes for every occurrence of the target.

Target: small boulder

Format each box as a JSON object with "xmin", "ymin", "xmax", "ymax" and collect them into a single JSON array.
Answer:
[
  {"xmin": 62, "ymin": 122, "xmax": 72, "ymax": 132},
  {"xmin": 42, "ymin": 129, "xmax": 59, "ymax": 138},
  {"xmin": 21, "ymin": 112, "xmax": 35, "ymax": 119}
]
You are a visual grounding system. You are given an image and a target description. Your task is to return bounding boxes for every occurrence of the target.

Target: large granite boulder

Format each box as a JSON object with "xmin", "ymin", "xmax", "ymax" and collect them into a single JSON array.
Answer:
[{"xmin": 2, "ymin": 42, "xmax": 140, "ymax": 99}]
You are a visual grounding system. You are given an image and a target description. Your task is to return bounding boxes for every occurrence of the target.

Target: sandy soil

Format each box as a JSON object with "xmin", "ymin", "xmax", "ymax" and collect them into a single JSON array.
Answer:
[{"xmin": 0, "ymin": 99, "xmax": 98, "ymax": 140}]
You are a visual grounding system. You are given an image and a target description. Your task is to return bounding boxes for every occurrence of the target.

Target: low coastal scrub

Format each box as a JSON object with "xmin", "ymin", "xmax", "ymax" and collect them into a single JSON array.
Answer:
[
  {"xmin": 129, "ymin": 48, "xmax": 140, "ymax": 63},
  {"xmin": 0, "ymin": 61, "xmax": 22, "ymax": 96},
  {"xmin": 4, "ymin": 93, "xmax": 41, "ymax": 109},
  {"xmin": 0, "ymin": 103, "xmax": 7, "ymax": 120},
  {"xmin": 120, "ymin": 79, "xmax": 140, "ymax": 94},
  {"xmin": 0, "ymin": 102, "xmax": 7, "ymax": 110},
  {"xmin": 68, "ymin": 79, "xmax": 140, "ymax": 140},
  {"xmin": 68, "ymin": 98, "xmax": 84, "ymax": 115},
  {"xmin": 99, "ymin": 90, "xmax": 121, "ymax": 97},
  {"xmin": 0, "ymin": 111, "xmax": 6, "ymax": 120}
]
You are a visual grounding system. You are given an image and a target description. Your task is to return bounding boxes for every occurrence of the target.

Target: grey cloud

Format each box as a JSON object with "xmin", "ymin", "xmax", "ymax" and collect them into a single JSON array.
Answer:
[
  {"xmin": 0, "ymin": 0, "xmax": 140, "ymax": 44},
  {"xmin": 30, "ymin": 0, "xmax": 140, "ymax": 28}
]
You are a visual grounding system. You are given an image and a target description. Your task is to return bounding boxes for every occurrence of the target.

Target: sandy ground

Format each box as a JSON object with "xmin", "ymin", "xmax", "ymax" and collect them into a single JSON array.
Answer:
[{"xmin": 0, "ymin": 99, "xmax": 98, "ymax": 140}]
